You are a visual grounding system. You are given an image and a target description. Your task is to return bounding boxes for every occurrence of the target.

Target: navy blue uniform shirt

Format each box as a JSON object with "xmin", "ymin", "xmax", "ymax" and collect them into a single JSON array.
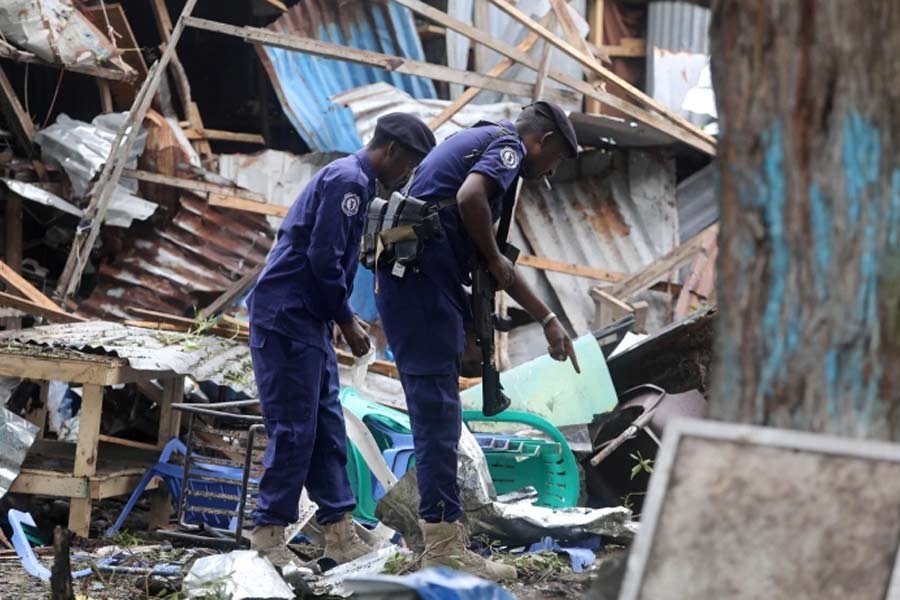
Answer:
[
  {"xmin": 376, "ymin": 121, "xmax": 525, "ymax": 375},
  {"xmin": 248, "ymin": 150, "xmax": 376, "ymax": 350}
]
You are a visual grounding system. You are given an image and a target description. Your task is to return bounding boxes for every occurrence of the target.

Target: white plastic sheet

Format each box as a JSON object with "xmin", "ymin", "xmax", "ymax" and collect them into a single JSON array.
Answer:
[{"xmin": 182, "ymin": 551, "xmax": 294, "ymax": 600}]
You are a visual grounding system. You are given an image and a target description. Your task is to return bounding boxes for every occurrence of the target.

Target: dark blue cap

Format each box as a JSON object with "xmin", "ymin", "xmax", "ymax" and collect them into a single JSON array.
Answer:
[
  {"xmin": 374, "ymin": 112, "xmax": 436, "ymax": 157},
  {"xmin": 532, "ymin": 101, "xmax": 579, "ymax": 158}
]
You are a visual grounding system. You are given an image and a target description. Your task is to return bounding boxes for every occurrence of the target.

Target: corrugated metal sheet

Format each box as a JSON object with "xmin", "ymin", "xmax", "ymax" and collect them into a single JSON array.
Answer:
[
  {"xmin": 257, "ymin": 0, "xmax": 436, "ymax": 153},
  {"xmin": 334, "ymin": 82, "xmax": 521, "ymax": 145},
  {"xmin": 0, "ymin": 322, "xmax": 255, "ymax": 395},
  {"xmin": 78, "ymin": 195, "xmax": 274, "ymax": 320},
  {"xmin": 512, "ymin": 150, "xmax": 678, "ymax": 335},
  {"xmin": 677, "ymin": 162, "xmax": 717, "ymax": 243},
  {"xmin": 646, "ymin": 1, "xmax": 712, "ymax": 127}
]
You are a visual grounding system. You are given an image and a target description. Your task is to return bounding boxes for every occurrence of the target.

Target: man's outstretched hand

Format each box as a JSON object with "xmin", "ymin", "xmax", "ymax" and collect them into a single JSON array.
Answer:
[{"xmin": 544, "ymin": 318, "xmax": 581, "ymax": 373}]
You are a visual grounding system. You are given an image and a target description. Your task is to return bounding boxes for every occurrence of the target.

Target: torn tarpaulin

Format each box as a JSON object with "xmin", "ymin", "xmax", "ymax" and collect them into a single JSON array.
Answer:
[
  {"xmin": 1, "ymin": 411, "xmax": 38, "ymax": 501},
  {"xmin": 527, "ymin": 536, "xmax": 602, "ymax": 573},
  {"xmin": 345, "ymin": 566, "xmax": 517, "ymax": 600},
  {"xmin": 35, "ymin": 113, "xmax": 156, "ymax": 228}
]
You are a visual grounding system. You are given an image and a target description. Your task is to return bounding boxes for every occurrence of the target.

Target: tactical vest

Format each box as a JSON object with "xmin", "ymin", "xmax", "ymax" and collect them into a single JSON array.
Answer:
[{"xmin": 360, "ymin": 122, "xmax": 519, "ymax": 274}]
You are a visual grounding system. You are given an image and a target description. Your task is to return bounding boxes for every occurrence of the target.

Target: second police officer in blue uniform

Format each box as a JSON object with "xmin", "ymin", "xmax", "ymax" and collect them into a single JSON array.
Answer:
[
  {"xmin": 375, "ymin": 102, "xmax": 582, "ymax": 581},
  {"xmin": 247, "ymin": 113, "xmax": 435, "ymax": 569}
]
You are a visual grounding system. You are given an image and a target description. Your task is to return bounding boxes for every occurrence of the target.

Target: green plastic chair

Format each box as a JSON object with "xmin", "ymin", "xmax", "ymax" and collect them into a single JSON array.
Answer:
[{"xmin": 463, "ymin": 410, "xmax": 580, "ymax": 508}]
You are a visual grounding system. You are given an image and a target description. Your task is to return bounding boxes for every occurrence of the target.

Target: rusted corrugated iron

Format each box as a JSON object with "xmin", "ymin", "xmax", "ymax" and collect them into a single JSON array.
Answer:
[{"xmin": 78, "ymin": 195, "xmax": 273, "ymax": 320}]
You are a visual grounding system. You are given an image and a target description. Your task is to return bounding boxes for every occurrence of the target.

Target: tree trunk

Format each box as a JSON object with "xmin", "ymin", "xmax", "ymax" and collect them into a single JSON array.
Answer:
[{"xmin": 709, "ymin": 1, "xmax": 900, "ymax": 439}]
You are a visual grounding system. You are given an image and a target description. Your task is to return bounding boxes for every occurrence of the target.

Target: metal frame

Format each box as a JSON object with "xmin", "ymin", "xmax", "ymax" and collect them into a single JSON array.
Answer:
[
  {"xmin": 173, "ymin": 402, "xmax": 264, "ymax": 547},
  {"xmin": 619, "ymin": 418, "xmax": 900, "ymax": 600}
]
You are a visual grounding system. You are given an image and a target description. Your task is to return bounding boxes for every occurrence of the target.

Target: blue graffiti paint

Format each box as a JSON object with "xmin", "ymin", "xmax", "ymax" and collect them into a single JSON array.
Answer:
[
  {"xmin": 808, "ymin": 184, "xmax": 832, "ymax": 300},
  {"xmin": 842, "ymin": 111, "xmax": 881, "ymax": 228},
  {"xmin": 890, "ymin": 170, "xmax": 900, "ymax": 247}
]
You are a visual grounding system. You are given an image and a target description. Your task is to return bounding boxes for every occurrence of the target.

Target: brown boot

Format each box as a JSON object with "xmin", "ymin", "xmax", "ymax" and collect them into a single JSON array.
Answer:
[
  {"xmin": 420, "ymin": 520, "xmax": 516, "ymax": 582},
  {"xmin": 250, "ymin": 525, "xmax": 301, "ymax": 569},
  {"xmin": 322, "ymin": 514, "xmax": 374, "ymax": 564}
]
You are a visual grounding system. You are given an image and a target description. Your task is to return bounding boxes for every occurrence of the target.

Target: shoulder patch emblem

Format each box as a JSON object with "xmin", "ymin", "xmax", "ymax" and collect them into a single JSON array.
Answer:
[
  {"xmin": 500, "ymin": 146, "xmax": 519, "ymax": 170},
  {"xmin": 341, "ymin": 192, "xmax": 361, "ymax": 216}
]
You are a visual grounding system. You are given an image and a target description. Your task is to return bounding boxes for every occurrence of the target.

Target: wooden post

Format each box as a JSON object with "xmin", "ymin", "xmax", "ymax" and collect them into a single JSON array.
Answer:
[
  {"xmin": 147, "ymin": 487, "xmax": 172, "ymax": 530},
  {"xmin": 4, "ymin": 191, "xmax": 22, "ymax": 272},
  {"xmin": 158, "ymin": 375, "xmax": 184, "ymax": 447},
  {"xmin": 97, "ymin": 80, "xmax": 113, "ymax": 113},
  {"xmin": 69, "ymin": 384, "xmax": 103, "ymax": 538},
  {"xmin": 586, "ymin": 0, "xmax": 604, "ymax": 114},
  {"xmin": 473, "ymin": 0, "xmax": 491, "ymax": 73},
  {"xmin": 50, "ymin": 527, "xmax": 74, "ymax": 600},
  {"xmin": 532, "ymin": 41, "xmax": 552, "ymax": 101}
]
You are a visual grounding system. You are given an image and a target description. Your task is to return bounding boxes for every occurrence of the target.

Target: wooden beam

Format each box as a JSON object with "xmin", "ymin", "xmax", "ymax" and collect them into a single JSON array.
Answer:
[
  {"xmin": 595, "ymin": 38, "xmax": 645, "ymax": 59},
  {"xmin": 473, "ymin": 0, "xmax": 492, "ymax": 73},
  {"xmin": 199, "ymin": 264, "xmax": 264, "ymax": 319},
  {"xmin": 518, "ymin": 254, "xmax": 626, "ymax": 282},
  {"xmin": 208, "ymin": 193, "xmax": 287, "ymax": 217},
  {"xmin": 5, "ymin": 191, "xmax": 22, "ymax": 273},
  {"xmin": 0, "ymin": 260, "xmax": 61, "ymax": 311},
  {"xmin": 550, "ymin": 0, "xmax": 609, "ymax": 64},
  {"xmin": 123, "ymin": 169, "xmax": 264, "ymax": 201},
  {"xmin": 389, "ymin": 0, "xmax": 714, "ymax": 153},
  {"xmin": 532, "ymin": 42, "xmax": 553, "ymax": 101},
  {"xmin": 158, "ymin": 375, "xmax": 184, "ymax": 447},
  {"xmin": 183, "ymin": 17, "xmax": 578, "ymax": 107},
  {"xmin": 586, "ymin": 0, "xmax": 605, "ymax": 113},
  {"xmin": 69, "ymin": 384, "xmax": 103, "ymax": 537},
  {"xmin": 55, "ymin": 0, "xmax": 201, "ymax": 302},
  {"xmin": 486, "ymin": 0, "xmax": 716, "ymax": 149},
  {"xmin": 182, "ymin": 128, "xmax": 266, "ymax": 144},
  {"xmin": 610, "ymin": 224, "xmax": 719, "ymax": 300},
  {"xmin": 0, "ymin": 64, "xmax": 35, "ymax": 155},
  {"xmin": 416, "ymin": 24, "xmax": 447, "ymax": 38},
  {"xmin": 425, "ymin": 3, "xmax": 557, "ymax": 130},
  {"xmin": 0, "ymin": 291, "xmax": 84, "ymax": 323},
  {"xmin": 97, "ymin": 434, "xmax": 159, "ymax": 452},
  {"xmin": 97, "ymin": 80, "xmax": 113, "ymax": 113},
  {"xmin": 0, "ymin": 41, "xmax": 133, "ymax": 82}
]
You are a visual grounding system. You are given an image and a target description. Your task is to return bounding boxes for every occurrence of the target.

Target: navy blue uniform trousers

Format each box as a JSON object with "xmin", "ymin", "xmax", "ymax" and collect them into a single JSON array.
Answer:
[{"xmin": 249, "ymin": 326, "xmax": 356, "ymax": 526}]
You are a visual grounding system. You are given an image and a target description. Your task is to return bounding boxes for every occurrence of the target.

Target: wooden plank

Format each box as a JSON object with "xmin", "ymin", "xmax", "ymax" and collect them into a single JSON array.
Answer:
[
  {"xmin": 182, "ymin": 128, "xmax": 266, "ymax": 144},
  {"xmin": 127, "ymin": 308, "xmax": 249, "ymax": 339},
  {"xmin": 416, "ymin": 24, "xmax": 447, "ymax": 38},
  {"xmin": 473, "ymin": 0, "xmax": 492, "ymax": 73},
  {"xmin": 532, "ymin": 41, "xmax": 553, "ymax": 101},
  {"xmin": 586, "ymin": 0, "xmax": 604, "ymax": 113},
  {"xmin": 136, "ymin": 380, "xmax": 163, "ymax": 404},
  {"xmin": 595, "ymin": 38, "xmax": 645, "ymax": 59},
  {"xmin": 123, "ymin": 168, "xmax": 267, "ymax": 202},
  {"xmin": 518, "ymin": 254, "xmax": 626, "ymax": 281},
  {"xmin": 208, "ymin": 193, "xmax": 287, "ymax": 217},
  {"xmin": 5, "ymin": 191, "xmax": 22, "ymax": 272},
  {"xmin": 92, "ymin": 472, "xmax": 159, "ymax": 500},
  {"xmin": 550, "ymin": 0, "xmax": 609, "ymax": 64},
  {"xmin": 55, "ymin": 0, "xmax": 201, "ymax": 303},
  {"xmin": 83, "ymin": 4, "xmax": 149, "ymax": 109},
  {"xmin": 0, "ymin": 291, "xmax": 84, "ymax": 323},
  {"xmin": 183, "ymin": 17, "xmax": 578, "ymax": 107},
  {"xmin": 610, "ymin": 224, "xmax": 718, "ymax": 300},
  {"xmin": 674, "ymin": 232, "xmax": 718, "ymax": 317},
  {"xmin": 0, "ymin": 64, "xmax": 35, "ymax": 155},
  {"xmin": 425, "ymin": 4, "xmax": 557, "ymax": 130},
  {"xmin": 9, "ymin": 472, "xmax": 88, "ymax": 498},
  {"xmin": 0, "ymin": 352, "xmax": 167, "ymax": 386},
  {"xmin": 69, "ymin": 384, "xmax": 103, "ymax": 537},
  {"xmin": 0, "ymin": 260, "xmax": 61, "ymax": 311},
  {"xmin": 200, "ymin": 264, "xmax": 264, "ymax": 319},
  {"xmin": 97, "ymin": 80, "xmax": 113, "ymax": 113},
  {"xmin": 486, "ymin": 0, "xmax": 716, "ymax": 148},
  {"xmin": 97, "ymin": 434, "xmax": 159, "ymax": 452},
  {"xmin": 389, "ymin": 0, "xmax": 714, "ymax": 153},
  {"xmin": 0, "ymin": 40, "xmax": 133, "ymax": 82},
  {"xmin": 158, "ymin": 375, "xmax": 184, "ymax": 447}
]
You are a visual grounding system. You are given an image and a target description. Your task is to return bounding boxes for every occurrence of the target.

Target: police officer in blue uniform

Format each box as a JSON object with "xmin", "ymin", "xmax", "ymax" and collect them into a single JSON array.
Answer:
[
  {"xmin": 375, "ymin": 102, "xmax": 581, "ymax": 580},
  {"xmin": 247, "ymin": 113, "xmax": 435, "ymax": 569}
]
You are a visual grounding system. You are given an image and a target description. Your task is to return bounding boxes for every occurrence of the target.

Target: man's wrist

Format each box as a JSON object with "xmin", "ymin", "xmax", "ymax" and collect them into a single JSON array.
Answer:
[{"xmin": 541, "ymin": 312, "xmax": 558, "ymax": 327}]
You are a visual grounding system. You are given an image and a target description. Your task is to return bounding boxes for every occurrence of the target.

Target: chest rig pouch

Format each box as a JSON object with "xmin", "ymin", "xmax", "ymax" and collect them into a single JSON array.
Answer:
[{"xmin": 361, "ymin": 121, "xmax": 518, "ymax": 274}]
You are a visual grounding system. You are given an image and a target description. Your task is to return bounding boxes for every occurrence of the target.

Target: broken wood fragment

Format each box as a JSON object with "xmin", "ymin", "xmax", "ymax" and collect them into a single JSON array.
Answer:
[
  {"xmin": 0, "ymin": 291, "xmax": 83, "ymax": 323},
  {"xmin": 0, "ymin": 64, "xmax": 35, "ymax": 156},
  {"xmin": 50, "ymin": 527, "xmax": 74, "ymax": 600}
]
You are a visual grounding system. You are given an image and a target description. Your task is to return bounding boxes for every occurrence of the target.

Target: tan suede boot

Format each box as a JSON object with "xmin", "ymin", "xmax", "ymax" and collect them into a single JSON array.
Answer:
[
  {"xmin": 250, "ymin": 525, "xmax": 301, "ymax": 569},
  {"xmin": 322, "ymin": 514, "xmax": 374, "ymax": 564},
  {"xmin": 421, "ymin": 520, "xmax": 516, "ymax": 582}
]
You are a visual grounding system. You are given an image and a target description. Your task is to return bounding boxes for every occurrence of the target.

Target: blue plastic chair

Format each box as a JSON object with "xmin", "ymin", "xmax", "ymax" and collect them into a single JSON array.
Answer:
[{"xmin": 105, "ymin": 438, "xmax": 256, "ymax": 537}]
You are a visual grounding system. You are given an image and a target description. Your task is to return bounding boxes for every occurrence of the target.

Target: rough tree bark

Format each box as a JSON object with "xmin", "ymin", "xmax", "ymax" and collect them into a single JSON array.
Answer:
[{"xmin": 709, "ymin": 1, "xmax": 900, "ymax": 439}]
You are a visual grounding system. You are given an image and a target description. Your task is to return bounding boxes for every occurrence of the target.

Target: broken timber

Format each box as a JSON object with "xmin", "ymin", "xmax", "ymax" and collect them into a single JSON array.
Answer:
[
  {"xmin": 388, "ymin": 0, "xmax": 714, "ymax": 154},
  {"xmin": 55, "ymin": 0, "xmax": 201, "ymax": 302},
  {"xmin": 0, "ymin": 40, "xmax": 134, "ymax": 82},
  {"xmin": 486, "ymin": 0, "xmax": 716, "ymax": 152},
  {"xmin": 0, "ymin": 65, "xmax": 35, "ymax": 155},
  {"xmin": 183, "ymin": 17, "xmax": 579, "ymax": 107}
]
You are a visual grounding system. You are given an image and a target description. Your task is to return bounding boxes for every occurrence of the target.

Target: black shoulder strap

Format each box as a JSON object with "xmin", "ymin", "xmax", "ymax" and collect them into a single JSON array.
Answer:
[
  {"xmin": 495, "ymin": 178, "xmax": 519, "ymax": 247},
  {"xmin": 464, "ymin": 121, "xmax": 519, "ymax": 164}
]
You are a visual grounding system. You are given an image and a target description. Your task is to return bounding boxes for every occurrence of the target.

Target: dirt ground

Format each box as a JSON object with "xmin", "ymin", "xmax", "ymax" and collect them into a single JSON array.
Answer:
[{"xmin": 0, "ymin": 547, "xmax": 626, "ymax": 599}]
